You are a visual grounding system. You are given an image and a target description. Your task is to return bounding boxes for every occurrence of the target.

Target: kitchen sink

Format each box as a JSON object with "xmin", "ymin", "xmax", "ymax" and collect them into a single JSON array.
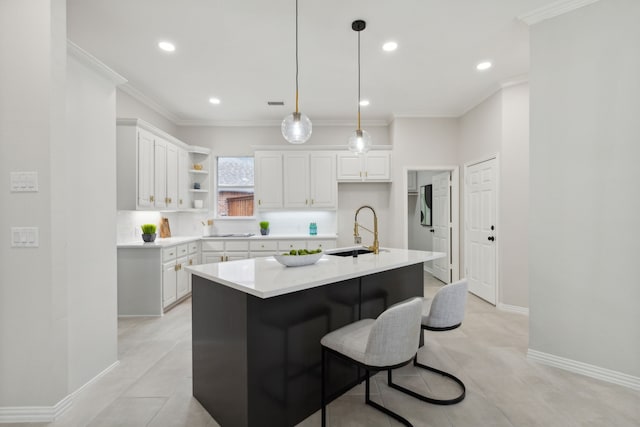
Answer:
[{"xmin": 327, "ymin": 248, "xmax": 374, "ymax": 257}]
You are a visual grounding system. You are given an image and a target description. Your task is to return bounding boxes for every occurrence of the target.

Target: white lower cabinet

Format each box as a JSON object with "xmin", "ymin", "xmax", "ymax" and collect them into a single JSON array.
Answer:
[
  {"xmin": 117, "ymin": 240, "xmax": 200, "ymax": 316},
  {"xmin": 201, "ymin": 240, "xmax": 249, "ymax": 262},
  {"xmin": 201, "ymin": 238, "xmax": 337, "ymax": 262}
]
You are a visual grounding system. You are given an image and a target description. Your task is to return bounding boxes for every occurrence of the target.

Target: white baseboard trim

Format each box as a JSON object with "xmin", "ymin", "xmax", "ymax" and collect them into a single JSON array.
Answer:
[
  {"xmin": 497, "ymin": 303, "xmax": 529, "ymax": 315},
  {"xmin": 0, "ymin": 360, "xmax": 119, "ymax": 423},
  {"xmin": 527, "ymin": 349, "xmax": 640, "ymax": 391},
  {"xmin": 424, "ymin": 265, "xmax": 434, "ymax": 275}
]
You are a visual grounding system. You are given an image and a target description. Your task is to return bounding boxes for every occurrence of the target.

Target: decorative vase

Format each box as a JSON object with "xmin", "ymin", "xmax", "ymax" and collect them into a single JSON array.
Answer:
[
  {"xmin": 260, "ymin": 228, "xmax": 269, "ymax": 236},
  {"xmin": 142, "ymin": 233, "xmax": 157, "ymax": 242}
]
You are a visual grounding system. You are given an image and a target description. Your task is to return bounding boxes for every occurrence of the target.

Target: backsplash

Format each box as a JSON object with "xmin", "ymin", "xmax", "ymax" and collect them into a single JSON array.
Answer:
[{"xmin": 117, "ymin": 210, "xmax": 338, "ymax": 243}]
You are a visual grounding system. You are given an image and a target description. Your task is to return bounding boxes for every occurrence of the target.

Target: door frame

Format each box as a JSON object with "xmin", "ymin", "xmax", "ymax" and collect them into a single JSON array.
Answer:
[
  {"xmin": 463, "ymin": 153, "xmax": 500, "ymax": 305},
  {"xmin": 402, "ymin": 165, "xmax": 460, "ymax": 282}
]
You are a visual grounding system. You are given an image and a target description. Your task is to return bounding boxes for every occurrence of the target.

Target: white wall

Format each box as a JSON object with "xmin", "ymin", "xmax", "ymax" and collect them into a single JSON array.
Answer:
[
  {"xmin": 0, "ymin": 0, "xmax": 68, "ymax": 408},
  {"xmin": 458, "ymin": 83, "xmax": 530, "ymax": 309},
  {"xmin": 66, "ymin": 54, "xmax": 119, "ymax": 391},
  {"xmin": 116, "ymin": 88, "xmax": 177, "ymax": 136},
  {"xmin": 388, "ymin": 118, "xmax": 460, "ymax": 249},
  {"xmin": 500, "ymin": 84, "xmax": 530, "ymax": 308},
  {"xmin": 529, "ymin": 0, "xmax": 640, "ymax": 379}
]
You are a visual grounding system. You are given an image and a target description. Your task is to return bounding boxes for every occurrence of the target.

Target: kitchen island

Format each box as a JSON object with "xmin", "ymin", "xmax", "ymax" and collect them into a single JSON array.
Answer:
[{"xmin": 187, "ymin": 248, "xmax": 444, "ymax": 427}]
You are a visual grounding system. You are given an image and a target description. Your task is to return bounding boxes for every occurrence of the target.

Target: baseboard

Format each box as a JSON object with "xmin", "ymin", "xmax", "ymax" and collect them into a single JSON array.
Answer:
[
  {"xmin": 497, "ymin": 303, "xmax": 529, "ymax": 315},
  {"xmin": 527, "ymin": 349, "xmax": 640, "ymax": 391},
  {"xmin": 0, "ymin": 360, "xmax": 119, "ymax": 423},
  {"xmin": 424, "ymin": 265, "xmax": 434, "ymax": 275}
]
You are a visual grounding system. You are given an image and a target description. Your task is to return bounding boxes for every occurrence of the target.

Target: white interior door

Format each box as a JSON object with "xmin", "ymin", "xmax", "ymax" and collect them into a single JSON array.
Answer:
[
  {"xmin": 432, "ymin": 172, "xmax": 451, "ymax": 283},
  {"xmin": 465, "ymin": 157, "xmax": 497, "ymax": 304}
]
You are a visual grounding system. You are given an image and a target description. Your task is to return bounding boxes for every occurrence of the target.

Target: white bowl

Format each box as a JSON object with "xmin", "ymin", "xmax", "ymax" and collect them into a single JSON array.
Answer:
[{"xmin": 273, "ymin": 252, "xmax": 323, "ymax": 267}]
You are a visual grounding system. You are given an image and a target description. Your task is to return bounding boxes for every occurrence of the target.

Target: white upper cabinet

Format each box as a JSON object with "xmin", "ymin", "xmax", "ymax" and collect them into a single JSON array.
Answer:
[
  {"xmin": 117, "ymin": 118, "xmax": 210, "ymax": 211},
  {"xmin": 337, "ymin": 151, "xmax": 391, "ymax": 182},
  {"xmin": 136, "ymin": 128, "xmax": 155, "ymax": 207},
  {"xmin": 154, "ymin": 138, "xmax": 168, "ymax": 209},
  {"xmin": 178, "ymin": 148, "xmax": 190, "ymax": 209},
  {"xmin": 165, "ymin": 142, "xmax": 179, "ymax": 209},
  {"xmin": 256, "ymin": 151, "xmax": 337, "ymax": 210},
  {"xmin": 309, "ymin": 152, "xmax": 337, "ymax": 208},
  {"xmin": 255, "ymin": 152, "xmax": 283, "ymax": 209},
  {"xmin": 283, "ymin": 152, "xmax": 310, "ymax": 208}
]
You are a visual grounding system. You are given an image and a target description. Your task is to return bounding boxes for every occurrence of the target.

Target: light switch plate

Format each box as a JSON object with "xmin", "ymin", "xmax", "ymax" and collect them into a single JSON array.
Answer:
[
  {"xmin": 10, "ymin": 171, "xmax": 39, "ymax": 192},
  {"xmin": 11, "ymin": 227, "xmax": 39, "ymax": 247}
]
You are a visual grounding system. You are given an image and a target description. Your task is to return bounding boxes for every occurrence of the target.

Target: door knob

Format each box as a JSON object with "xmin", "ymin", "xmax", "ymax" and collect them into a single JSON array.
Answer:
[
  {"xmin": 488, "ymin": 236, "xmax": 495, "ymax": 241},
  {"xmin": 429, "ymin": 229, "xmax": 435, "ymax": 233}
]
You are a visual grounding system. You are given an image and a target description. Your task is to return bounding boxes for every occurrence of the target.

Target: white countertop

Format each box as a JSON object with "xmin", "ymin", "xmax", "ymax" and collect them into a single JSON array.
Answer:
[
  {"xmin": 200, "ymin": 234, "xmax": 337, "ymax": 240},
  {"xmin": 118, "ymin": 234, "xmax": 338, "ymax": 248},
  {"xmin": 186, "ymin": 248, "xmax": 445, "ymax": 299},
  {"xmin": 117, "ymin": 236, "xmax": 201, "ymax": 248}
]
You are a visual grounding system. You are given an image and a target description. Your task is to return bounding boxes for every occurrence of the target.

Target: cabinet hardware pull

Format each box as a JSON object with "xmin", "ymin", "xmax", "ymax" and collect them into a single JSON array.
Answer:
[
  {"xmin": 359, "ymin": 171, "xmax": 362, "ymax": 177},
  {"xmin": 189, "ymin": 260, "xmax": 193, "ymax": 265},
  {"xmin": 179, "ymin": 199, "xmax": 183, "ymax": 204},
  {"xmin": 311, "ymin": 199, "xmax": 314, "ymax": 205},
  {"xmin": 305, "ymin": 199, "xmax": 308, "ymax": 205},
  {"xmin": 150, "ymin": 195, "xmax": 154, "ymax": 202},
  {"xmin": 220, "ymin": 256, "xmax": 224, "ymax": 262},
  {"xmin": 365, "ymin": 171, "xmax": 368, "ymax": 178},
  {"xmin": 258, "ymin": 200, "xmax": 261, "ymax": 205}
]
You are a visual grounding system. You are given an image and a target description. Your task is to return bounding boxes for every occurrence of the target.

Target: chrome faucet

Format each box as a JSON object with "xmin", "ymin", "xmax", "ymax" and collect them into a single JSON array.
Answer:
[{"xmin": 354, "ymin": 205, "xmax": 379, "ymax": 254}]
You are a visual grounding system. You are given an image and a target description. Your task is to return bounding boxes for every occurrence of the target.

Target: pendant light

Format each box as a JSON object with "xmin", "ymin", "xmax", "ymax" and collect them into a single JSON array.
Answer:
[
  {"xmin": 348, "ymin": 20, "xmax": 372, "ymax": 155},
  {"xmin": 281, "ymin": 0, "xmax": 312, "ymax": 144}
]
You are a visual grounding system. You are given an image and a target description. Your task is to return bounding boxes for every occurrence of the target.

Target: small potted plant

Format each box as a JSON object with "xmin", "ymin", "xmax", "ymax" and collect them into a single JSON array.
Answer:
[
  {"xmin": 141, "ymin": 223, "xmax": 157, "ymax": 242},
  {"xmin": 259, "ymin": 221, "xmax": 270, "ymax": 236}
]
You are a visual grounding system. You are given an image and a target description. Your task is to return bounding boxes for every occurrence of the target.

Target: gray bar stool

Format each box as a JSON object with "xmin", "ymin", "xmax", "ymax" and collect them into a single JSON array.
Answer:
[
  {"xmin": 388, "ymin": 279, "xmax": 468, "ymax": 405},
  {"xmin": 320, "ymin": 297, "xmax": 423, "ymax": 427}
]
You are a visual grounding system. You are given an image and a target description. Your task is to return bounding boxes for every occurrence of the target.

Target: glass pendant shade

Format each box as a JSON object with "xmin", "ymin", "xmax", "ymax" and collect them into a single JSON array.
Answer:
[
  {"xmin": 348, "ymin": 129, "xmax": 372, "ymax": 155},
  {"xmin": 281, "ymin": 111, "xmax": 312, "ymax": 144}
]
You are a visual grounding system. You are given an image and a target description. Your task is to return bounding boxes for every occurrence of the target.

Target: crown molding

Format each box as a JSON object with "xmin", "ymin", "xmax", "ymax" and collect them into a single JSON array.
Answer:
[
  {"xmin": 118, "ymin": 83, "xmax": 182, "ymax": 124},
  {"xmin": 174, "ymin": 118, "xmax": 390, "ymax": 127},
  {"xmin": 518, "ymin": 0, "xmax": 600, "ymax": 25},
  {"xmin": 391, "ymin": 112, "xmax": 459, "ymax": 120},
  {"xmin": 66, "ymin": 41, "xmax": 127, "ymax": 85}
]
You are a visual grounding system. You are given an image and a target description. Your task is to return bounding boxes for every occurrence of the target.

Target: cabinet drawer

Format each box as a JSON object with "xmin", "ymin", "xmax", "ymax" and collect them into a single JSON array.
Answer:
[
  {"xmin": 249, "ymin": 241, "xmax": 278, "ymax": 251},
  {"xmin": 202, "ymin": 240, "xmax": 224, "ymax": 251},
  {"xmin": 225, "ymin": 240, "xmax": 249, "ymax": 251},
  {"xmin": 308, "ymin": 240, "xmax": 337, "ymax": 251},
  {"xmin": 277, "ymin": 240, "xmax": 307, "ymax": 251},
  {"xmin": 188, "ymin": 241, "xmax": 199, "ymax": 254},
  {"xmin": 177, "ymin": 244, "xmax": 189, "ymax": 257},
  {"xmin": 162, "ymin": 246, "xmax": 177, "ymax": 262}
]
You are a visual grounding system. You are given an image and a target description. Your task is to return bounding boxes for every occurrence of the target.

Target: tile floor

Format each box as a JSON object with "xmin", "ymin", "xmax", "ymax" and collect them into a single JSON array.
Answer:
[{"xmin": 12, "ymin": 275, "xmax": 639, "ymax": 426}]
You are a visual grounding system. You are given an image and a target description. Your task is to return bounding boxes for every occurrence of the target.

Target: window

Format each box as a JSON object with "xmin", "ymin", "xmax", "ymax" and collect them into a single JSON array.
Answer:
[{"xmin": 216, "ymin": 156, "xmax": 254, "ymax": 217}]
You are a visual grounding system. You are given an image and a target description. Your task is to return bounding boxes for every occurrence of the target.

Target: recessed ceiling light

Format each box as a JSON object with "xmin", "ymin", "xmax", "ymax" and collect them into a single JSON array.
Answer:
[
  {"xmin": 476, "ymin": 61, "xmax": 492, "ymax": 71},
  {"xmin": 158, "ymin": 41, "xmax": 176, "ymax": 52},
  {"xmin": 209, "ymin": 97, "xmax": 221, "ymax": 105},
  {"xmin": 382, "ymin": 41, "xmax": 398, "ymax": 52},
  {"xmin": 359, "ymin": 99, "xmax": 370, "ymax": 107}
]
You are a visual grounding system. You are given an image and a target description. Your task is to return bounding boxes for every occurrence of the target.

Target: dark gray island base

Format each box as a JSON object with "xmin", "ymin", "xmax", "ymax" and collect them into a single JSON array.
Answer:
[{"xmin": 192, "ymin": 263, "xmax": 424, "ymax": 427}]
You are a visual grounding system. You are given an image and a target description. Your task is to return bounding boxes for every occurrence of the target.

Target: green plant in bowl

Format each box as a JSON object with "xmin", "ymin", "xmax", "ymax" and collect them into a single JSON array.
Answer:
[{"xmin": 141, "ymin": 224, "xmax": 157, "ymax": 242}]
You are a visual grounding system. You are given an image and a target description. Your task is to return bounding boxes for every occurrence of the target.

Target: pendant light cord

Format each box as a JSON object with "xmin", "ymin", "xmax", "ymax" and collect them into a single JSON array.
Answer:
[
  {"xmin": 357, "ymin": 29, "xmax": 361, "ymax": 131},
  {"xmin": 295, "ymin": 0, "xmax": 299, "ymax": 113}
]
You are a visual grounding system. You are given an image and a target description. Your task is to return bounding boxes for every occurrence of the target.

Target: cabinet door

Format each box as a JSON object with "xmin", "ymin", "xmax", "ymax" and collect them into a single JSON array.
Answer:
[
  {"xmin": 176, "ymin": 256, "xmax": 189, "ymax": 299},
  {"xmin": 202, "ymin": 252, "xmax": 225, "ymax": 263},
  {"xmin": 178, "ymin": 149, "xmax": 190, "ymax": 210},
  {"xmin": 162, "ymin": 260, "xmax": 177, "ymax": 308},
  {"xmin": 308, "ymin": 239, "xmax": 337, "ymax": 251},
  {"xmin": 283, "ymin": 152, "xmax": 309, "ymax": 208},
  {"xmin": 137, "ymin": 129, "xmax": 155, "ymax": 207},
  {"xmin": 255, "ymin": 152, "xmax": 283, "ymax": 209},
  {"xmin": 165, "ymin": 143, "xmax": 179, "ymax": 209},
  {"xmin": 187, "ymin": 253, "xmax": 198, "ymax": 292},
  {"xmin": 154, "ymin": 139, "xmax": 168, "ymax": 208},
  {"xmin": 309, "ymin": 152, "xmax": 337, "ymax": 208},
  {"xmin": 364, "ymin": 151, "xmax": 391, "ymax": 181},
  {"xmin": 336, "ymin": 153, "xmax": 364, "ymax": 181}
]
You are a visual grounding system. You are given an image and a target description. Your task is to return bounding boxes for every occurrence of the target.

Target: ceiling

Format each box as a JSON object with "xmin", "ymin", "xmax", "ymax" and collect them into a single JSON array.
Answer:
[{"xmin": 66, "ymin": 0, "xmax": 554, "ymax": 125}]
